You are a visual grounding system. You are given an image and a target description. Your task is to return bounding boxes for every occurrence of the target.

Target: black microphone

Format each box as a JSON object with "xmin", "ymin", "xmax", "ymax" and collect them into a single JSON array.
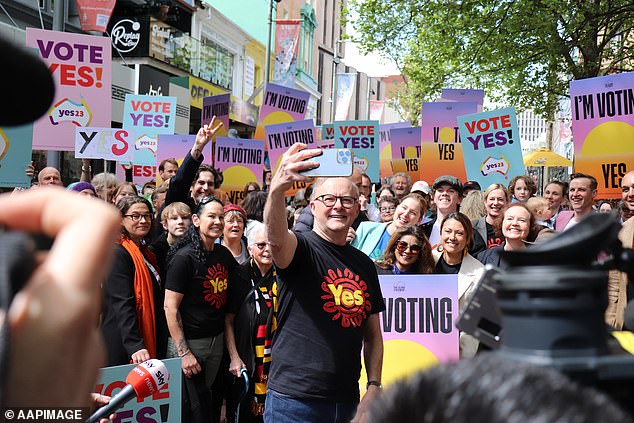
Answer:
[{"xmin": 87, "ymin": 359, "xmax": 169, "ymax": 423}]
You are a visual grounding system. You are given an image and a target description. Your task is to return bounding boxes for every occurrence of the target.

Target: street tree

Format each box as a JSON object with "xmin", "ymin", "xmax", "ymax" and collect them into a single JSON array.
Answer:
[{"xmin": 349, "ymin": 0, "xmax": 634, "ymax": 122}]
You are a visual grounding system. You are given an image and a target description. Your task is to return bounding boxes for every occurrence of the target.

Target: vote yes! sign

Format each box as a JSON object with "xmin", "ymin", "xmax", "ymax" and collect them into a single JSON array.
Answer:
[
  {"xmin": 457, "ymin": 107, "xmax": 524, "ymax": 187},
  {"xmin": 123, "ymin": 94, "xmax": 177, "ymax": 165},
  {"xmin": 334, "ymin": 120, "xmax": 380, "ymax": 181},
  {"xmin": 26, "ymin": 28, "xmax": 111, "ymax": 151}
]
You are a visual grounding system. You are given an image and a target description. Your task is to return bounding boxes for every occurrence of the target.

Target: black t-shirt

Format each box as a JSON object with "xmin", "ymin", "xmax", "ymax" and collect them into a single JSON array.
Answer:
[
  {"xmin": 166, "ymin": 242, "xmax": 238, "ymax": 339},
  {"xmin": 486, "ymin": 222, "xmax": 504, "ymax": 249},
  {"xmin": 269, "ymin": 231, "xmax": 385, "ymax": 401},
  {"xmin": 434, "ymin": 254, "xmax": 461, "ymax": 274}
]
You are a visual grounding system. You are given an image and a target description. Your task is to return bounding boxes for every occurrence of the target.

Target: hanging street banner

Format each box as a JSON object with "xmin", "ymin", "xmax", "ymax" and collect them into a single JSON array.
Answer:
[
  {"xmin": 359, "ymin": 274, "xmax": 458, "ymax": 393},
  {"xmin": 379, "ymin": 122, "xmax": 410, "ymax": 181},
  {"xmin": 76, "ymin": 0, "xmax": 116, "ymax": 33},
  {"xmin": 420, "ymin": 102, "xmax": 478, "ymax": 184},
  {"xmin": 570, "ymin": 72, "xmax": 634, "ymax": 198},
  {"xmin": 369, "ymin": 100, "xmax": 385, "ymax": 121},
  {"xmin": 457, "ymin": 107, "xmax": 525, "ymax": 187},
  {"xmin": 334, "ymin": 73, "xmax": 356, "ymax": 121},
  {"xmin": 0, "ymin": 125, "xmax": 33, "ymax": 188},
  {"xmin": 26, "ymin": 28, "xmax": 112, "ymax": 151},
  {"xmin": 272, "ymin": 19, "xmax": 301, "ymax": 87},
  {"xmin": 253, "ymin": 83, "xmax": 310, "ymax": 141},
  {"xmin": 334, "ymin": 120, "xmax": 380, "ymax": 181},
  {"xmin": 95, "ymin": 358, "xmax": 181, "ymax": 423},
  {"xmin": 391, "ymin": 126, "xmax": 421, "ymax": 183},
  {"xmin": 122, "ymin": 94, "xmax": 177, "ymax": 166},
  {"xmin": 214, "ymin": 137, "xmax": 265, "ymax": 204}
]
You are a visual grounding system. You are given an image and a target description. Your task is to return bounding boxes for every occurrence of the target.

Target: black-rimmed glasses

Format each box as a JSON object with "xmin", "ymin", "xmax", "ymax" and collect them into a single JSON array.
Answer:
[
  {"xmin": 124, "ymin": 213, "xmax": 152, "ymax": 222},
  {"xmin": 315, "ymin": 194, "xmax": 357, "ymax": 209}
]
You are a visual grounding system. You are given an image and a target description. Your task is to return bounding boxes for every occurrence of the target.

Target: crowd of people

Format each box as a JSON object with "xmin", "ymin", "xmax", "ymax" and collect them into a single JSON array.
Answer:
[
  {"xmin": 14, "ymin": 125, "xmax": 633, "ymax": 421},
  {"xmin": 5, "ymin": 33, "xmax": 633, "ymax": 423}
]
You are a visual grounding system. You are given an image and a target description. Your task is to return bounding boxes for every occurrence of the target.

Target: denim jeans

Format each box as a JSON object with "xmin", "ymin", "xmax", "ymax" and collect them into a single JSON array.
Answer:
[{"xmin": 264, "ymin": 389, "xmax": 358, "ymax": 423}]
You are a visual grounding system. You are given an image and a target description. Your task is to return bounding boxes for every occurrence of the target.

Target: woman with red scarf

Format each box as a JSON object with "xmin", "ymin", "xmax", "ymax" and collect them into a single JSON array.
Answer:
[{"xmin": 102, "ymin": 196, "xmax": 166, "ymax": 365}]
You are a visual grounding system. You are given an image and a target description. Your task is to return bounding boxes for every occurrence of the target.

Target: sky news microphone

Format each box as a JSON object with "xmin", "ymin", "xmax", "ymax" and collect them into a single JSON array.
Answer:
[{"xmin": 87, "ymin": 359, "xmax": 169, "ymax": 423}]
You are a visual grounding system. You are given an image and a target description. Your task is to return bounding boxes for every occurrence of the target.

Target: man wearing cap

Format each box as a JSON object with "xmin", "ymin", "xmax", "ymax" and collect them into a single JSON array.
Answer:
[
  {"xmin": 463, "ymin": 181, "xmax": 482, "ymax": 196},
  {"xmin": 422, "ymin": 175, "xmax": 485, "ymax": 255}
]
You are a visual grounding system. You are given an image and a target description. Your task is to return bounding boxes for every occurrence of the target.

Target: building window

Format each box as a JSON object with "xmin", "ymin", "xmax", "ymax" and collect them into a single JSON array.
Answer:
[{"xmin": 200, "ymin": 35, "xmax": 234, "ymax": 91}]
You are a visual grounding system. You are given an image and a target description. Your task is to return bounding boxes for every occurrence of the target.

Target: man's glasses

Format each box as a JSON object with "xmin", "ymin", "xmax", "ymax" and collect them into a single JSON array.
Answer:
[
  {"xmin": 395, "ymin": 240, "xmax": 422, "ymax": 254},
  {"xmin": 315, "ymin": 194, "xmax": 357, "ymax": 209},
  {"xmin": 124, "ymin": 213, "xmax": 152, "ymax": 222}
]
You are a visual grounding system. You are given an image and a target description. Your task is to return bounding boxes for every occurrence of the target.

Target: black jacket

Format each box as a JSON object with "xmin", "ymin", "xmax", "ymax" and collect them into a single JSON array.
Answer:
[{"xmin": 101, "ymin": 245, "xmax": 167, "ymax": 366}]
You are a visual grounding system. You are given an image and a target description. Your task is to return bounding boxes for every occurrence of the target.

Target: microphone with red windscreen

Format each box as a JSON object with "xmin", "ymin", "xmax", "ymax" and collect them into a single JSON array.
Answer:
[{"xmin": 87, "ymin": 359, "xmax": 169, "ymax": 423}]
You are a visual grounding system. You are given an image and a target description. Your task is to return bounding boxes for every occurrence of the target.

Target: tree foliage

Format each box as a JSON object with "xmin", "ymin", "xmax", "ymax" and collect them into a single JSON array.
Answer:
[{"xmin": 348, "ymin": 0, "xmax": 634, "ymax": 122}]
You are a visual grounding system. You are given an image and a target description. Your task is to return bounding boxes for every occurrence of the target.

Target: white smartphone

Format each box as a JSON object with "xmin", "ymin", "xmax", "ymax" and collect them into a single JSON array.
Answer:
[{"xmin": 301, "ymin": 148, "xmax": 353, "ymax": 177}]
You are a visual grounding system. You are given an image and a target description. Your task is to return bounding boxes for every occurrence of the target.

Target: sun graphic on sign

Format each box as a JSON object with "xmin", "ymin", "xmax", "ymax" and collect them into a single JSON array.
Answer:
[
  {"xmin": 439, "ymin": 127, "xmax": 455, "ymax": 142},
  {"xmin": 404, "ymin": 146, "xmax": 418, "ymax": 159},
  {"xmin": 359, "ymin": 339, "xmax": 439, "ymax": 392},
  {"xmin": 223, "ymin": 165, "xmax": 260, "ymax": 187},
  {"xmin": 582, "ymin": 121, "xmax": 634, "ymax": 155}
]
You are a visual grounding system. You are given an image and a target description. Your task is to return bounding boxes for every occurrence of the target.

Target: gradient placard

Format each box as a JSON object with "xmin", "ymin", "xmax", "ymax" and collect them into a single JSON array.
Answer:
[
  {"xmin": 420, "ymin": 102, "xmax": 478, "ymax": 184},
  {"xmin": 214, "ymin": 137, "xmax": 265, "ymax": 204},
  {"xmin": 570, "ymin": 72, "xmax": 634, "ymax": 198}
]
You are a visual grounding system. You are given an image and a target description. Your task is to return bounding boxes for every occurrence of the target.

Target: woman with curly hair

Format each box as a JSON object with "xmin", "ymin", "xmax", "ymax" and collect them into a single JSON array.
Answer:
[
  {"xmin": 164, "ymin": 195, "xmax": 240, "ymax": 421},
  {"xmin": 375, "ymin": 226, "xmax": 434, "ymax": 275}
]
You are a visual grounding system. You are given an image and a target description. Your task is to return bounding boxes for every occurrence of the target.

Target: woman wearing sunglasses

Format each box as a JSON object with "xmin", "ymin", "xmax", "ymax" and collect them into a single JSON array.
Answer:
[
  {"xmin": 375, "ymin": 226, "xmax": 434, "ymax": 275},
  {"xmin": 432, "ymin": 212, "xmax": 484, "ymax": 358},
  {"xmin": 164, "ymin": 195, "xmax": 240, "ymax": 420},
  {"xmin": 351, "ymin": 193, "xmax": 428, "ymax": 260},
  {"xmin": 102, "ymin": 196, "xmax": 166, "ymax": 366}
]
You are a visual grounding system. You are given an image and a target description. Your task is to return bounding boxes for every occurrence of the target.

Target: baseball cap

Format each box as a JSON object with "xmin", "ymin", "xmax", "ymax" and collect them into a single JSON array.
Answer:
[
  {"xmin": 0, "ymin": 35, "xmax": 55, "ymax": 126},
  {"xmin": 411, "ymin": 180, "xmax": 431, "ymax": 195},
  {"xmin": 463, "ymin": 181, "xmax": 482, "ymax": 192},
  {"xmin": 432, "ymin": 175, "xmax": 463, "ymax": 195}
]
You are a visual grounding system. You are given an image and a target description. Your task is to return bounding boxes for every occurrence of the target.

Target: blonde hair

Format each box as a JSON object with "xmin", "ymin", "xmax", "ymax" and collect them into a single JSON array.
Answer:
[
  {"xmin": 161, "ymin": 202, "xmax": 192, "ymax": 224},
  {"xmin": 483, "ymin": 184, "xmax": 511, "ymax": 202},
  {"xmin": 526, "ymin": 197, "xmax": 549, "ymax": 216},
  {"xmin": 460, "ymin": 190, "xmax": 487, "ymax": 221}
]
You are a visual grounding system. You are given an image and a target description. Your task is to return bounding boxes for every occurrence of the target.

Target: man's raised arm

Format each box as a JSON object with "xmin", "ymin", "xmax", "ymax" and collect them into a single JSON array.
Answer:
[{"xmin": 264, "ymin": 143, "xmax": 320, "ymax": 269}]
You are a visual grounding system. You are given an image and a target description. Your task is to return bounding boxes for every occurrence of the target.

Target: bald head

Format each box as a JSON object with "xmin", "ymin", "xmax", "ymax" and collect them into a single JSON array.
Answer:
[
  {"xmin": 311, "ymin": 177, "xmax": 359, "ymax": 200},
  {"xmin": 38, "ymin": 167, "xmax": 62, "ymax": 186}
]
